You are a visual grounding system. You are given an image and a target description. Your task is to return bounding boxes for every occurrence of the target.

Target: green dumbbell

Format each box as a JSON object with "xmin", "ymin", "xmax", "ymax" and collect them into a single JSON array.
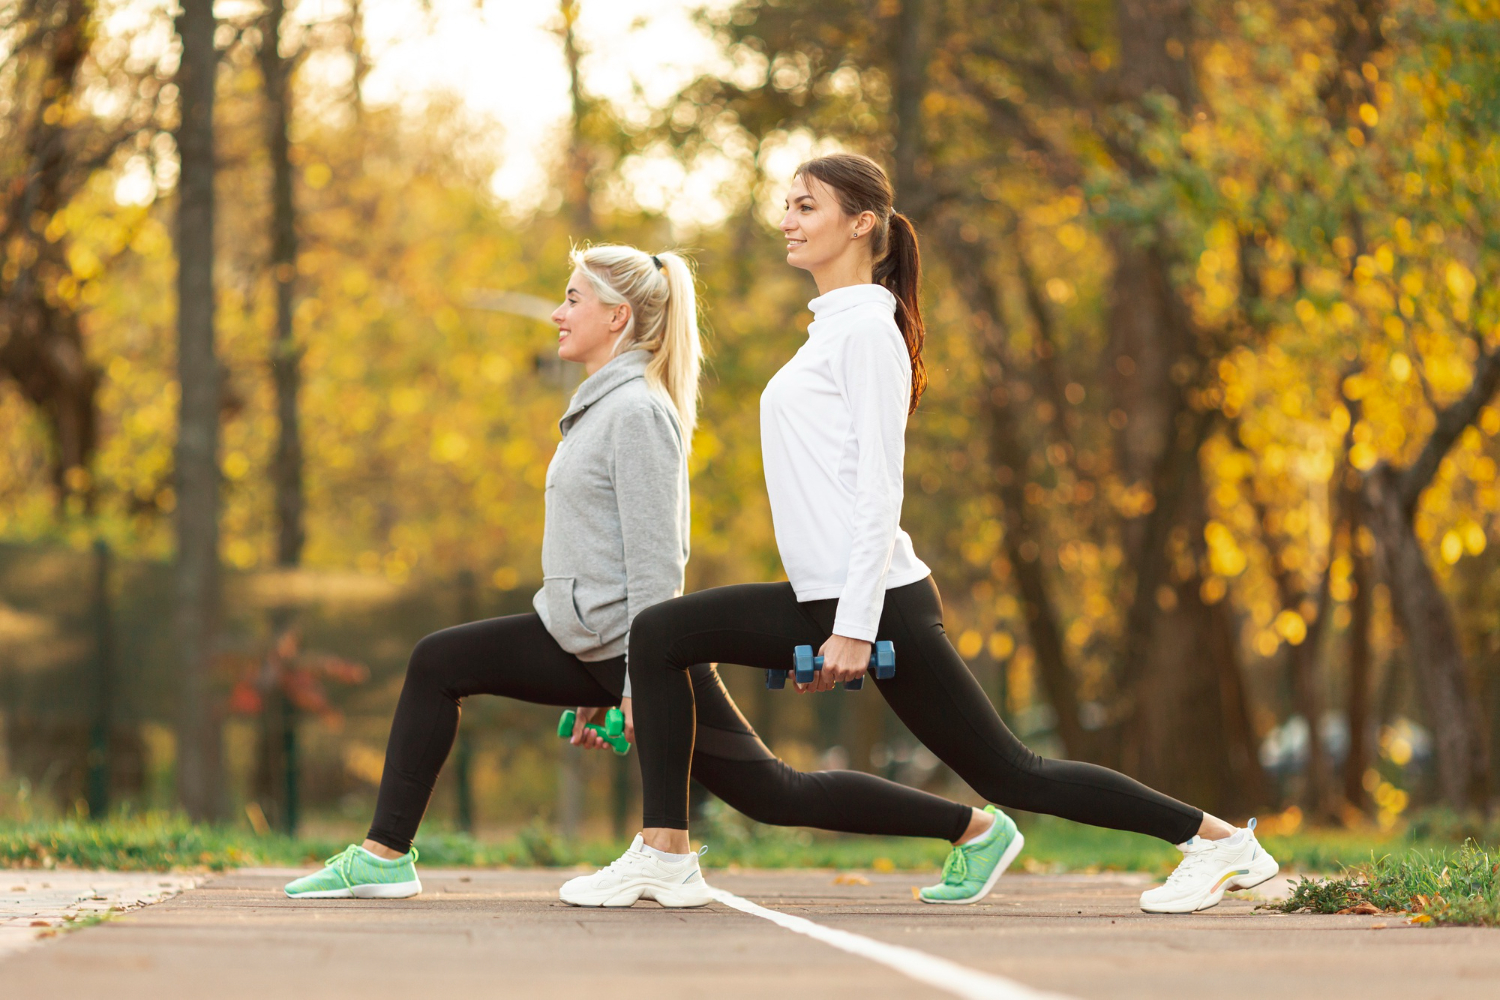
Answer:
[{"xmin": 557, "ymin": 707, "xmax": 630, "ymax": 755}]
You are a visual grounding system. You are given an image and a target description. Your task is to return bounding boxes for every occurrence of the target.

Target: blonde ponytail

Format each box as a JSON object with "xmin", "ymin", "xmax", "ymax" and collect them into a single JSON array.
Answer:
[
  {"xmin": 647, "ymin": 252, "xmax": 702, "ymax": 443},
  {"xmin": 568, "ymin": 244, "xmax": 704, "ymax": 446}
]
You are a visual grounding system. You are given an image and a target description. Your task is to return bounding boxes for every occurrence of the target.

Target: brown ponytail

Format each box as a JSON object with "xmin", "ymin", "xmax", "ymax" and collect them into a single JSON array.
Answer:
[{"xmin": 796, "ymin": 154, "xmax": 927, "ymax": 413}]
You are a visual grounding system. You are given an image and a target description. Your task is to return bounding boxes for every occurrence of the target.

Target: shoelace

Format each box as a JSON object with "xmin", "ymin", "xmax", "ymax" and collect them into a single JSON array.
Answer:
[
  {"xmin": 325, "ymin": 846, "xmax": 358, "ymax": 889},
  {"xmin": 1162, "ymin": 845, "xmax": 1216, "ymax": 886},
  {"xmin": 941, "ymin": 846, "xmax": 969, "ymax": 885},
  {"xmin": 595, "ymin": 848, "xmax": 653, "ymax": 879}
]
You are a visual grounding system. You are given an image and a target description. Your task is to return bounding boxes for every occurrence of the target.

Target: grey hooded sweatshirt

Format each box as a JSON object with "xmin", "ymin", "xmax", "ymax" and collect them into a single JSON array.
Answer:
[{"xmin": 532, "ymin": 348, "xmax": 689, "ymax": 696}]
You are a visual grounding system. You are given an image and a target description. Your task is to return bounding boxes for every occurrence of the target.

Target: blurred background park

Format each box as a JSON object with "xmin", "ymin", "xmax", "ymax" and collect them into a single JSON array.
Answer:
[{"xmin": 2, "ymin": 0, "xmax": 1500, "ymax": 870}]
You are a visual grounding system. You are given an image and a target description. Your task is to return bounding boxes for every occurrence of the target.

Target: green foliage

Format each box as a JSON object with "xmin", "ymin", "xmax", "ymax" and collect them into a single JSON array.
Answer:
[
  {"xmin": 0, "ymin": 814, "xmax": 946, "ymax": 873},
  {"xmin": 0, "ymin": 815, "xmax": 263, "ymax": 872},
  {"xmin": 1276, "ymin": 841, "xmax": 1500, "ymax": 927}
]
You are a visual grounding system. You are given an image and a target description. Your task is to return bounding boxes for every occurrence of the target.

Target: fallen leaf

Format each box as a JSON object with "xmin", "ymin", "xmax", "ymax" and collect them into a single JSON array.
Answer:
[
  {"xmin": 1351, "ymin": 901, "xmax": 1381, "ymax": 915},
  {"xmin": 1370, "ymin": 923, "xmax": 1388, "ymax": 930},
  {"xmin": 911, "ymin": 886, "xmax": 921, "ymax": 900},
  {"xmin": 833, "ymin": 873, "xmax": 871, "ymax": 886},
  {"xmin": 1410, "ymin": 914, "xmax": 1432, "ymax": 924},
  {"xmin": 872, "ymin": 858, "xmax": 895, "ymax": 873},
  {"xmin": 29, "ymin": 920, "xmax": 49, "ymax": 927}
]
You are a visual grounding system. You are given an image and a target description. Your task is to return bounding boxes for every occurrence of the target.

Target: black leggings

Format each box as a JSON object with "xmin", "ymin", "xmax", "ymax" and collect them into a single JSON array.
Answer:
[
  {"xmin": 629, "ymin": 577, "xmax": 1203, "ymax": 842},
  {"xmin": 367, "ymin": 612, "xmax": 972, "ymax": 853}
]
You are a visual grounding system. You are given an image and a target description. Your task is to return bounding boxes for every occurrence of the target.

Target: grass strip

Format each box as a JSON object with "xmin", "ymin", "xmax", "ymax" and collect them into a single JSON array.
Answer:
[
  {"xmin": 0, "ymin": 813, "xmax": 1480, "ymax": 879},
  {"xmin": 1273, "ymin": 841, "xmax": 1500, "ymax": 926}
]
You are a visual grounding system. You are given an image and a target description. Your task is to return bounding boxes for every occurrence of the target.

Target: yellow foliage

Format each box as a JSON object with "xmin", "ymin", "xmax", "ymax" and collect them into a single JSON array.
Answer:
[{"xmin": 1274, "ymin": 609, "xmax": 1308, "ymax": 646}]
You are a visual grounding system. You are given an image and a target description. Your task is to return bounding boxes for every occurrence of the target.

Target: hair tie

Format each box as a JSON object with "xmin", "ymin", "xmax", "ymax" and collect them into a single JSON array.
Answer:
[{"xmin": 650, "ymin": 254, "xmax": 663, "ymax": 270}]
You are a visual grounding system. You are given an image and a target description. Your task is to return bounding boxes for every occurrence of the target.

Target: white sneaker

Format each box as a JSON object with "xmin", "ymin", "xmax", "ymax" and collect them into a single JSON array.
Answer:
[
  {"xmin": 558, "ymin": 835, "xmax": 714, "ymax": 908},
  {"xmin": 1140, "ymin": 818, "xmax": 1279, "ymax": 914}
]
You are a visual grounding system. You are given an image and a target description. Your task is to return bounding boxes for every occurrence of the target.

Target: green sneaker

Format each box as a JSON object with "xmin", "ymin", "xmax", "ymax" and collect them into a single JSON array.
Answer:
[
  {"xmin": 919, "ymin": 806, "xmax": 1024, "ymax": 905},
  {"xmin": 284, "ymin": 845, "xmax": 422, "ymax": 899}
]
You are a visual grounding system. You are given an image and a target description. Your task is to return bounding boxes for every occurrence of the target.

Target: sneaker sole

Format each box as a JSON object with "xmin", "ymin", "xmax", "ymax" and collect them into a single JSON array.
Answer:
[
  {"xmin": 351, "ymin": 878, "xmax": 422, "ymax": 899},
  {"xmin": 285, "ymin": 877, "xmax": 421, "ymax": 900},
  {"xmin": 1140, "ymin": 852, "xmax": 1280, "ymax": 914},
  {"xmin": 560, "ymin": 878, "xmax": 713, "ymax": 908},
  {"xmin": 920, "ymin": 830, "xmax": 1026, "ymax": 905}
]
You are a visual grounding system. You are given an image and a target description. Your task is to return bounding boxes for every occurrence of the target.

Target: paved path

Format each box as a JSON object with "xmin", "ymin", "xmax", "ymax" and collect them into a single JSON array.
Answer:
[
  {"xmin": 1, "ymin": 868, "xmax": 1496, "ymax": 999},
  {"xmin": 0, "ymin": 871, "xmax": 199, "ymax": 959}
]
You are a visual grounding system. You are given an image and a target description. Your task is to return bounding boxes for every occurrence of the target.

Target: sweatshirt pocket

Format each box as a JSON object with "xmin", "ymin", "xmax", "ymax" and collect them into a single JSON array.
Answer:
[{"xmin": 541, "ymin": 576, "xmax": 601, "ymax": 654}]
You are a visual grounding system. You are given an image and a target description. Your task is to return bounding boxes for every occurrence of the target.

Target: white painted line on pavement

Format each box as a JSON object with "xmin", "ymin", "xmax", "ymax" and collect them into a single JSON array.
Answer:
[{"xmin": 708, "ymin": 887, "xmax": 1077, "ymax": 1000}]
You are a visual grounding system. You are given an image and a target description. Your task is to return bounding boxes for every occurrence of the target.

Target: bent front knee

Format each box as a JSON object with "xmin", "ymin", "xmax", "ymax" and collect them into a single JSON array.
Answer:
[
  {"xmin": 629, "ymin": 601, "xmax": 691, "ymax": 670},
  {"xmin": 404, "ymin": 630, "xmax": 461, "ymax": 696}
]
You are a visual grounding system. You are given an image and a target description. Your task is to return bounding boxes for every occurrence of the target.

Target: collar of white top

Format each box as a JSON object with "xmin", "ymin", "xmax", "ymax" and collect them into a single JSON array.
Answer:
[{"xmin": 808, "ymin": 283, "xmax": 896, "ymax": 323}]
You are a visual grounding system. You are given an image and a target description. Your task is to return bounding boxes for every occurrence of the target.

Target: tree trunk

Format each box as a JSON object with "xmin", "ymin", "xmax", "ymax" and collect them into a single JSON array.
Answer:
[
  {"xmin": 1363, "ymin": 467, "xmax": 1487, "ymax": 809},
  {"xmin": 1128, "ymin": 470, "xmax": 1252, "ymax": 815},
  {"xmin": 1114, "ymin": 0, "xmax": 1197, "ymax": 106},
  {"xmin": 1287, "ymin": 562, "xmax": 1335, "ymax": 816},
  {"xmin": 1244, "ymin": 478, "xmax": 1336, "ymax": 816},
  {"xmin": 1205, "ymin": 587, "xmax": 1269, "ymax": 810},
  {"xmin": 891, "ymin": 0, "xmax": 928, "ymax": 215},
  {"xmin": 1106, "ymin": 0, "xmax": 1256, "ymax": 811},
  {"xmin": 261, "ymin": 0, "xmax": 304, "ymax": 571},
  {"xmin": 173, "ymin": 0, "xmax": 224, "ymax": 823},
  {"xmin": 1343, "ymin": 491, "xmax": 1374, "ymax": 810},
  {"xmin": 347, "ymin": 0, "xmax": 368, "ymax": 121},
  {"xmin": 940, "ymin": 225, "xmax": 1088, "ymax": 758},
  {"xmin": 86, "ymin": 538, "xmax": 115, "ymax": 818},
  {"xmin": 248, "ymin": 0, "xmax": 306, "ymax": 835},
  {"xmin": 559, "ymin": 0, "xmax": 593, "ymax": 235},
  {"xmin": 1359, "ymin": 347, "xmax": 1500, "ymax": 810}
]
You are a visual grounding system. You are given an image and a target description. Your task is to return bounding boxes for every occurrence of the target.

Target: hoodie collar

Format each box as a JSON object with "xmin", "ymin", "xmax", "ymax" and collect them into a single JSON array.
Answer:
[
  {"xmin": 559, "ymin": 348, "xmax": 650, "ymax": 434},
  {"xmin": 808, "ymin": 284, "xmax": 896, "ymax": 327}
]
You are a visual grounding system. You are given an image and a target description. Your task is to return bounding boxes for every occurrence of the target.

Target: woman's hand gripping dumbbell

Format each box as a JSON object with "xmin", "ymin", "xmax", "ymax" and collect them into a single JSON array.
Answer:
[
  {"xmin": 766, "ymin": 637, "xmax": 896, "ymax": 692},
  {"xmin": 558, "ymin": 704, "xmax": 632, "ymax": 755}
]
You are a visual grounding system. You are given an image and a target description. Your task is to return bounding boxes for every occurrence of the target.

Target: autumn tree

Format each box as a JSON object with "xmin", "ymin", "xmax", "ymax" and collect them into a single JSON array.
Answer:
[{"xmin": 0, "ymin": 1, "xmax": 165, "ymax": 505}]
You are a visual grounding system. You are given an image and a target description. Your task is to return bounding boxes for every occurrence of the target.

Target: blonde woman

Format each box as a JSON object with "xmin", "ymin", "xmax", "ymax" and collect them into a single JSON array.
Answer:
[{"xmin": 284, "ymin": 245, "xmax": 995, "ymax": 900}]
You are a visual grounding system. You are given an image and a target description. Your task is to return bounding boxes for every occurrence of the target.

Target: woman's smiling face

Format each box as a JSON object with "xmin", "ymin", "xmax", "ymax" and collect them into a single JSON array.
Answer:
[
  {"xmin": 779, "ymin": 172, "xmax": 853, "ymax": 273},
  {"xmin": 551, "ymin": 267, "xmax": 628, "ymax": 372}
]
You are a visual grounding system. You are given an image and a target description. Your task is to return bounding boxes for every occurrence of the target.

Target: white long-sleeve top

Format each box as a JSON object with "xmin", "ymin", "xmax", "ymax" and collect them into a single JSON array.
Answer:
[{"xmin": 760, "ymin": 284, "xmax": 931, "ymax": 641}]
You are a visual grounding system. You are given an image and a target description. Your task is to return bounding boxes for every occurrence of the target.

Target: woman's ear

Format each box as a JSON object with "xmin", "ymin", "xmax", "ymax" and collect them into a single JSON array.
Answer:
[
  {"xmin": 852, "ymin": 209, "xmax": 878, "ymax": 240},
  {"xmin": 610, "ymin": 303, "xmax": 631, "ymax": 333}
]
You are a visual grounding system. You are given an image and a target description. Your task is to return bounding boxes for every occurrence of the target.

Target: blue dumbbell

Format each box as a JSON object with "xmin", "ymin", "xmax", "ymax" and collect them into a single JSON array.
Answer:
[{"xmin": 766, "ymin": 640, "xmax": 895, "ymax": 690}]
